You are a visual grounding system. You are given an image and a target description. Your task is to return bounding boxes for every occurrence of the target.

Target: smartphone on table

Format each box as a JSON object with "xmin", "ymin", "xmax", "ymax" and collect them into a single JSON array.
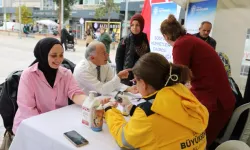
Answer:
[{"xmin": 64, "ymin": 130, "xmax": 89, "ymax": 147}]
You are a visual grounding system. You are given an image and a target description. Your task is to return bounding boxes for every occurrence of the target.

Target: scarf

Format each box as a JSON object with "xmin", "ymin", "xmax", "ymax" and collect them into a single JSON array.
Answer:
[{"xmin": 31, "ymin": 37, "xmax": 62, "ymax": 87}]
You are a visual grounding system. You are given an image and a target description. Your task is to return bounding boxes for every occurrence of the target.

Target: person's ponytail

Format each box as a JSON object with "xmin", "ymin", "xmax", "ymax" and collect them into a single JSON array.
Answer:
[
  {"xmin": 165, "ymin": 63, "xmax": 192, "ymax": 86},
  {"xmin": 160, "ymin": 14, "xmax": 186, "ymax": 41}
]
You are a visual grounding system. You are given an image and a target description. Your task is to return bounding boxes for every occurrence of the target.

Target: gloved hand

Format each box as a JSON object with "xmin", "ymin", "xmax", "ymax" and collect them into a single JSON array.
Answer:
[
  {"xmin": 117, "ymin": 95, "xmax": 133, "ymax": 116},
  {"xmin": 118, "ymin": 95, "xmax": 132, "ymax": 107},
  {"xmin": 102, "ymin": 101, "xmax": 118, "ymax": 110}
]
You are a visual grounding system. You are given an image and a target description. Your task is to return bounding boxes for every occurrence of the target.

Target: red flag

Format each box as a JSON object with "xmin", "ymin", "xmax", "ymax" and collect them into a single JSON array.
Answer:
[
  {"xmin": 141, "ymin": 0, "xmax": 152, "ymax": 42},
  {"xmin": 141, "ymin": 0, "xmax": 166, "ymax": 42}
]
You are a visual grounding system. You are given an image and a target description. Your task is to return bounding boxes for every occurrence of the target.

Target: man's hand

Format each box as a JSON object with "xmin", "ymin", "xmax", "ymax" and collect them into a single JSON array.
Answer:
[
  {"xmin": 126, "ymin": 85, "xmax": 139, "ymax": 94},
  {"xmin": 117, "ymin": 69, "xmax": 131, "ymax": 79}
]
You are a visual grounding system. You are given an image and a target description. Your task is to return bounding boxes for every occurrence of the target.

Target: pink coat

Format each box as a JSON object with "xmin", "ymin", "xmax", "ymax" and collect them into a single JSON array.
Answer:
[{"xmin": 13, "ymin": 63, "xmax": 84, "ymax": 133}]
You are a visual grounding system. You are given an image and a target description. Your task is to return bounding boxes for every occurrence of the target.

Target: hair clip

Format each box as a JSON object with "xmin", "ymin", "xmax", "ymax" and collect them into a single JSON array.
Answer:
[{"xmin": 165, "ymin": 64, "xmax": 178, "ymax": 86}]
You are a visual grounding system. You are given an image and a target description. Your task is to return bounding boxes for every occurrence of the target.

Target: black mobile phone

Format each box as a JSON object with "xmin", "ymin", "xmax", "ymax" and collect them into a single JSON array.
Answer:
[{"xmin": 64, "ymin": 130, "xmax": 89, "ymax": 147}]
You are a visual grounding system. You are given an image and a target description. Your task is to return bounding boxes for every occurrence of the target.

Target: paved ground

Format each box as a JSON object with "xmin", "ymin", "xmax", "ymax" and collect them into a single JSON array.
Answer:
[{"xmin": 0, "ymin": 33, "xmax": 118, "ymax": 145}]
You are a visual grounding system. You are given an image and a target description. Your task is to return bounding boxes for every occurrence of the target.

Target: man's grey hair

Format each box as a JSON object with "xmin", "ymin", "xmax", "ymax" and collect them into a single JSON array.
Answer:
[
  {"xmin": 200, "ymin": 21, "xmax": 212, "ymax": 28},
  {"xmin": 85, "ymin": 41, "xmax": 102, "ymax": 60}
]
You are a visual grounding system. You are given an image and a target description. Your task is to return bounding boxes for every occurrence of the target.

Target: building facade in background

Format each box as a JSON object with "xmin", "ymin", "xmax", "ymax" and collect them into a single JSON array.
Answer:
[
  {"xmin": 42, "ymin": 0, "xmax": 56, "ymax": 10},
  {"xmin": 0, "ymin": 0, "xmax": 144, "ymax": 38},
  {"xmin": 12, "ymin": 0, "xmax": 40, "ymax": 7}
]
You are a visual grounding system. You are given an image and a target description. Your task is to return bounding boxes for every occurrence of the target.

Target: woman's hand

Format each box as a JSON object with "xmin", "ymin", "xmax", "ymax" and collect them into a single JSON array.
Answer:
[
  {"xmin": 100, "ymin": 98, "xmax": 118, "ymax": 109},
  {"xmin": 126, "ymin": 85, "xmax": 139, "ymax": 94},
  {"xmin": 100, "ymin": 98, "xmax": 111, "ymax": 105}
]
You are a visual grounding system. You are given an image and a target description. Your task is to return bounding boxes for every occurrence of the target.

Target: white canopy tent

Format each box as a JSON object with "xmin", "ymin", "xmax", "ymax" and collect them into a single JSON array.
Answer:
[
  {"xmin": 172, "ymin": 0, "xmax": 207, "ymax": 9},
  {"xmin": 36, "ymin": 20, "xmax": 59, "ymax": 27}
]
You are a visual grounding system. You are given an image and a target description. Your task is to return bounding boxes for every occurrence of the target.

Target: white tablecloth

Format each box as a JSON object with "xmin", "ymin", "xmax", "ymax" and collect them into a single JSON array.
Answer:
[{"xmin": 10, "ymin": 92, "xmax": 142, "ymax": 150}]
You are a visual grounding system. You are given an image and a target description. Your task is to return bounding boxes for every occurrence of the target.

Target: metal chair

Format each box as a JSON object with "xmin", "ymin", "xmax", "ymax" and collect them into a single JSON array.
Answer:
[
  {"xmin": 218, "ymin": 103, "xmax": 250, "ymax": 145},
  {"xmin": 215, "ymin": 140, "xmax": 250, "ymax": 150}
]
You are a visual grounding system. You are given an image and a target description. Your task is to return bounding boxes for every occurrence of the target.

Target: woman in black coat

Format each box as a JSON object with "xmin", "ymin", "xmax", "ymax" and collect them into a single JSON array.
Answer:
[{"xmin": 115, "ymin": 14, "xmax": 150, "ymax": 86}]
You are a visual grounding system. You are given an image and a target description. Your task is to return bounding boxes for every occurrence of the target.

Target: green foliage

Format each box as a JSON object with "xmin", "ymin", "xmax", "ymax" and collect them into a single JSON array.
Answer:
[
  {"xmin": 95, "ymin": 0, "xmax": 119, "ymax": 31},
  {"xmin": 15, "ymin": 5, "xmax": 33, "ymax": 24},
  {"xmin": 95, "ymin": 0, "xmax": 119, "ymax": 19},
  {"xmin": 6, "ymin": 13, "xmax": 11, "ymax": 21},
  {"xmin": 53, "ymin": 0, "xmax": 77, "ymax": 22}
]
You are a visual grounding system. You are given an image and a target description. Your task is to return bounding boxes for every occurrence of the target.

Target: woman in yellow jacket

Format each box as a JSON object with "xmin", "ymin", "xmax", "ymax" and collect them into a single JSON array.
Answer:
[{"xmin": 103, "ymin": 52, "xmax": 209, "ymax": 150}]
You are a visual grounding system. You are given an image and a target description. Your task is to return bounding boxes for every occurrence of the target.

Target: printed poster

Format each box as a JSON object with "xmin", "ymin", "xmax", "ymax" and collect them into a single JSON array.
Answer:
[
  {"xmin": 150, "ymin": 2, "xmax": 177, "ymax": 62},
  {"xmin": 185, "ymin": 0, "xmax": 218, "ymax": 35}
]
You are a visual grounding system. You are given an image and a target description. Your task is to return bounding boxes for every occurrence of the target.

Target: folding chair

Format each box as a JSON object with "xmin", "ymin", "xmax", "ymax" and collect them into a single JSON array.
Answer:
[{"xmin": 217, "ymin": 103, "xmax": 250, "ymax": 145}]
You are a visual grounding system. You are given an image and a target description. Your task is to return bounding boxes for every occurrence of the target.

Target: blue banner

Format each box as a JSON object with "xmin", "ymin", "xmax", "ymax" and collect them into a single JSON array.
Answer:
[
  {"xmin": 150, "ymin": 2, "xmax": 177, "ymax": 62},
  {"xmin": 185, "ymin": 0, "xmax": 218, "ymax": 34}
]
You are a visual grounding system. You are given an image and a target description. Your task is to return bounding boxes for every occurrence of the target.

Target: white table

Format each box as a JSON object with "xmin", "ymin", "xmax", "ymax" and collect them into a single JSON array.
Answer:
[{"xmin": 10, "ymin": 92, "xmax": 142, "ymax": 150}]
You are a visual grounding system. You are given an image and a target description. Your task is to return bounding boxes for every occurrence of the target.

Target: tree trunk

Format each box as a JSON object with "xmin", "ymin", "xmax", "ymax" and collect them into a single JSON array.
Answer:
[
  {"xmin": 58, "ymin": 0, "xmax": 62, "ymax": 36},
  {"xmin": 107, "ymin": 9, "xmax": 111, "ymax": 34}
]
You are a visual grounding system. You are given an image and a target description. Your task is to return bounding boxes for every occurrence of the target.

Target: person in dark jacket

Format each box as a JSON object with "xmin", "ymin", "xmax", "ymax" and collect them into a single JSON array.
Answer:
[
  {"xmin": 115, "ymin": 14, "xmax": 150, "ymax": 86},
  {"xmin": 23, "ymin": 25, "xmax": 29, "ymax": 37},
  {"xmin": 160, "ymin": 14, "xmax": 235, "ymax": 149},
  {"xmin": 194, "ymin": 21, "xmax": 217, "ymax": 49},
  {"xmin": 99, "ymin": 27, "xmax": 112, "ymax": 63},
  {"xmin": 61, "ymin": 28, "xmax": 70, "ymax": 51}
]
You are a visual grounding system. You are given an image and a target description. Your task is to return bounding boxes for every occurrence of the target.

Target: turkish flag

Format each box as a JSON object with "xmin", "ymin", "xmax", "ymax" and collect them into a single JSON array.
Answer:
[
  {"xmin": 141, "ymin": 0, "xmax": 152, "ymax": 41},
  {"xmin": 141, "ymin": 0, "xmax": 166, "ymax": 42}
]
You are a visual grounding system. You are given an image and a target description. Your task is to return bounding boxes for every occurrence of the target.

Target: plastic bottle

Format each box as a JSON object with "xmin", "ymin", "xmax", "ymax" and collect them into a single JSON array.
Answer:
[
  {"xmin": 91, "ymin": 104, "xmax": 104, "ymax": 132},
  {"xmin": 82, "ymin": 91, "xmax": 104, "ymax": 132}
]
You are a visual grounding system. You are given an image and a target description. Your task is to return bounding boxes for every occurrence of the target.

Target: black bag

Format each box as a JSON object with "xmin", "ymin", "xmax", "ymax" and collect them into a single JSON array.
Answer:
[
  {"xmin": 0, "ymin": 70, "xmax": 22, "ymax": 133},
  {"xmin": 61, "ymin": 58, "xmax": 76, "ymax": 105},
  {"xmin": 229, "ymin": 77, "xmax": 247, "ymax": 139},
  {"xmin": 61, "ymin": 58, "xmax": 76, "ymax": 73},
  {"xmin": 217, "ymin": 77, "xmax": 248, "ymax": 141},
  {"xmin": 244, "ymin": 68, "xmax": 250, "ymax": 103}
]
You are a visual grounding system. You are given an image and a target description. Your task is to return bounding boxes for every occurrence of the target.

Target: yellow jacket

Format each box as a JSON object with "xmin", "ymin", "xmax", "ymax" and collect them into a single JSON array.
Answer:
[{"xmin": 105, "ymin": 84, "xmax": 209, "ymax": 150}]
